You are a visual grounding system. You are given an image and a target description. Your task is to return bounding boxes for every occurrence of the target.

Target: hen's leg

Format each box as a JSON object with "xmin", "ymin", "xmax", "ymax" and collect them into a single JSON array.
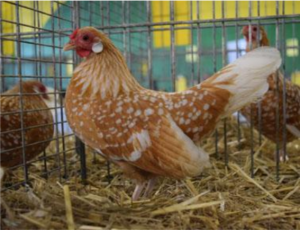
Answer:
[
  {"xmin": 274, "ymin": 149, "xmax": 289, "ymax": 162},
  {"xmin": 143, "ymin": 178, "xmax": 157, "ymax": 198},
  {"xmin": 132, "ymin": 182, "xmax": 146, "ymax": 201},
  {"xmin": 113, "ymin": 161, "xmax": 158, "ymax": 200},
  {"xmin": 114, "ymin": 161, "xmax": 150, "ymax": 200},
  {"xmin": 279, "ymin": 149, "xmax": 289, "ymax": 162}
]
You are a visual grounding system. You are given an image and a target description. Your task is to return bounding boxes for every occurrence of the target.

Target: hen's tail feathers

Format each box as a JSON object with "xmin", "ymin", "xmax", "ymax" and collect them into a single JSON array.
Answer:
[{"xmin": 207, "ymin": 46, "xmax": 282, "ymax": 117}]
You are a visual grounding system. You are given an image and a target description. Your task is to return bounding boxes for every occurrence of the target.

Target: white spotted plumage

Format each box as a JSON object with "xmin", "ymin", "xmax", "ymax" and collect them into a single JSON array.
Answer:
[{"xmin": 64, "ymin": 27, "xmax": 282, "ymax": 200}]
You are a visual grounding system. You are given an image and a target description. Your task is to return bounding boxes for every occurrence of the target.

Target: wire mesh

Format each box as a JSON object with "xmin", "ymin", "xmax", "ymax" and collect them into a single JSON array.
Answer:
[
  {"xmin": 1, "ymin": 1, "xmax": 79, "ymax": 190},
  {"xmin": 1, "ymin": 1, "xmax": 300, "ymax": 190}
]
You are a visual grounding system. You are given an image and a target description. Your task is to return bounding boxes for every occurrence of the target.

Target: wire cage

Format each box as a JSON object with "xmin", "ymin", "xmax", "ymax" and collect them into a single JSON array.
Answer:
[
  {"xmin": 1, "ymin": 0, "xmax": 300, "ymax": 199},
  {"xmin": 1, "ymin": 1, "xmax": 300, "ymax": 229}
]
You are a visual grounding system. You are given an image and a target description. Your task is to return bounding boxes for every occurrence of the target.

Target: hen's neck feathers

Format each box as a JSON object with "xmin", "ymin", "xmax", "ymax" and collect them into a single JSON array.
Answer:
[{"xmin": 72, "ymin": 42, "xmax": 143, "ymax": 99}]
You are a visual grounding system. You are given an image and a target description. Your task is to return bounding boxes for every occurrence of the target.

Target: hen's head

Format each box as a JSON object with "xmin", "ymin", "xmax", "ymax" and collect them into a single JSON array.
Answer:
[
  {"xmin": 64, "ymin": 27, "xmax": 110, "ymax": 58},
  {"xmin": 242, "ymin": 25, "xmax": 269, "ymax": 45},
  {"xmin": 22, "ymin": 81, "xmax": 50, "ymax": 100}
]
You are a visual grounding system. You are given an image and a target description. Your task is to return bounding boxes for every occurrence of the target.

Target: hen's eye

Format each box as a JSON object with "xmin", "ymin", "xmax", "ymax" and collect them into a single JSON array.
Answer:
[
  {"xmin": 83, "ymin": 35, "xmax": 89, "ymax": 41},
  {"xmin": 253, "ymin": 27, "xmax": 257, "ymax": 31}
]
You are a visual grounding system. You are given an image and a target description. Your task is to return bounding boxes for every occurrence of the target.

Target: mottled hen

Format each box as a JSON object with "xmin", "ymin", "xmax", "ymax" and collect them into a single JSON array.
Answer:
[
  {"xmin": 241, "ymin": 25, "xmax": 300, "ymax": 160},
  {"xmin": 0, "ymin": 81, "xmax": 54, "ymax": 168},
  {"xmin": 64, "ymin": 27, "xmax": 281, "ymax": 200}
]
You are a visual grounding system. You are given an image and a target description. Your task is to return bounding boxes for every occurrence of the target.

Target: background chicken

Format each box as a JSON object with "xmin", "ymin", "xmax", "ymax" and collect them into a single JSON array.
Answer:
[
  {"xmin": 63, "ymin": 27, "xmax": 281, "ymax": 200},
  {"xmin": 0, "ymin": 81, "xmax": 54, "ymax": 168},
  {"xmin": 241, "ymin": 25, "xmax": 300, "ymax": 160}
]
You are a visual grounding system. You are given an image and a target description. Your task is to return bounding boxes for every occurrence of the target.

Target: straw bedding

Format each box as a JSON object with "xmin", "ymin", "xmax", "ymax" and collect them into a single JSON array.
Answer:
[{"xmin": 1, "ymin": 117, "xmax": 300, "ymax": 229}]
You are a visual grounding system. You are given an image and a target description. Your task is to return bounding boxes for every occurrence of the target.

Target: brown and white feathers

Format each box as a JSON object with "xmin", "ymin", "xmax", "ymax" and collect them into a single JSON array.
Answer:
[
  {"xmin": 241, "ymin": 25, "xmax": 300, "ymax": 149},
  {"xmin": 0, "ymin": 81, "xmax": 54, "ymax": 168},
  {"xmin": 64, "ymin": 27, "xmax": 281, "ymax": 185}
]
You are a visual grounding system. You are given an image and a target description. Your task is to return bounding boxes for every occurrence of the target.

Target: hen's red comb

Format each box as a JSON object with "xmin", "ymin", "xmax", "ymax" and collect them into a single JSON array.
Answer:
[{"xmin": 69, "ymin": 28, "xmax": 79, "ymax": 39}]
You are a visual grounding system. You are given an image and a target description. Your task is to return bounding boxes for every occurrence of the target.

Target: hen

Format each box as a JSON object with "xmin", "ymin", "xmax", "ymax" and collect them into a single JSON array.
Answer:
[
  {"xmin": 0, "ymin": 81, "xmax": 54, "ymax": 168},
  {"xmin": 64, "ymin": 27, "xmax": 281, "ymax": 200},
  {"xmin": 241, "ymin": 25, "xmax": 300, "ymax": 160}
]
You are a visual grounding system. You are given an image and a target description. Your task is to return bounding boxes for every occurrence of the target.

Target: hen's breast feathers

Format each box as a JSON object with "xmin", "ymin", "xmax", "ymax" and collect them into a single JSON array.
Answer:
[{"xmin": 1, "ymin": 94, "xmax": 53, "ymax": 167}]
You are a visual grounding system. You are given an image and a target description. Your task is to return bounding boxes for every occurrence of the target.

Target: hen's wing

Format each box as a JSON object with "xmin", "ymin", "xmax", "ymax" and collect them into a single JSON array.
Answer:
[{"xmin": 76, "ymin": 95, "xmax": 210, "ymax": 179}]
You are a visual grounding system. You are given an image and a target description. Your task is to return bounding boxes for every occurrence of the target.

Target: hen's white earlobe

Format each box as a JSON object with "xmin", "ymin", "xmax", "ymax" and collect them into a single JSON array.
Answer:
[{"xmin": 92, "ymin": 42, "xmax": 103, "ymax": 53}]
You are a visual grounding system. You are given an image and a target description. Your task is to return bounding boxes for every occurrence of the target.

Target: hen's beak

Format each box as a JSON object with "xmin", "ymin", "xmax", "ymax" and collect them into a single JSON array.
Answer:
[{"xmin": 63, "ymin": 42, "xmax": 76, "ymax": 51}]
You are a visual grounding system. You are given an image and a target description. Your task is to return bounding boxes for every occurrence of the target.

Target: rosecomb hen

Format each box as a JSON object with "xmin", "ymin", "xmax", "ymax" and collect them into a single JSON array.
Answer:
[
  {"xmin": 0, "ymin": 81, "xmax": 54, "ymax": 168},
  {"xmin": 241, "ymin": 25, "xmax": 300, "ymax": 161},
  {"xmin": 64, "ymin": 27, "xmax": 281, "ymax": 200}
]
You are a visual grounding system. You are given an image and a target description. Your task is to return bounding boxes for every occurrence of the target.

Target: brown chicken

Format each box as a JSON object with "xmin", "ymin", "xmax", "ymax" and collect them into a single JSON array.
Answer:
[
  {"xmin": 63, "ymin": 27, "xmax": 281, "ymax": 200},
  {"xmin": 0, "ymin": 81, "xmax": 54, "ymax": 168},
  {"xmin": 241, "ymin": 25, "xmax": 300, "ymax": 160}
]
